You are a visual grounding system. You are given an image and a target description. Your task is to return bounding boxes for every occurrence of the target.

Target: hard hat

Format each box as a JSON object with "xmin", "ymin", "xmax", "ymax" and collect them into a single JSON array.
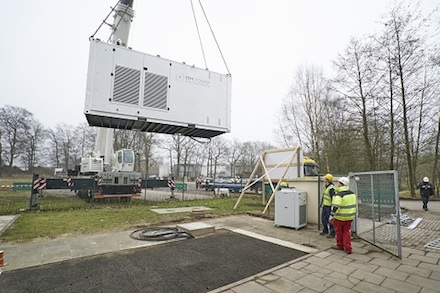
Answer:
[
  {"xmin": 324, "ymin": 174, "xmax": 333, "ymax": 181},
  {"xmin": 338, "ymin": 177, "xmax": 350, "ymax": 186},
  {"xmin": 423, "ymin": 177, "xmax": 429, "ymax": 182}
]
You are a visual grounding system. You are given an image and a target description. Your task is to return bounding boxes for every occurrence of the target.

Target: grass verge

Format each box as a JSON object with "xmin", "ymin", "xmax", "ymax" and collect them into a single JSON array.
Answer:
[{"xmin": 0, "ymin": 189, "xmax": 271, "ymax": 243}]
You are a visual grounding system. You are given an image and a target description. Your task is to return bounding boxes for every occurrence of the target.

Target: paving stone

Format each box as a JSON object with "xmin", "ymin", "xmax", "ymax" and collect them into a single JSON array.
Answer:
[
  {"xmin": 264, "ymin": 277, "xmax": 303, "ymax": 293},
  {"xmin": 418, "ymin": 262, "xmax": 440, "ymax": 273},
  {"xmin": 374, "ymin": 266, "xmax": 409, "ymax": 281},
  {"xmin": 399, "ymin": 257, "xmax": 420, "ymax": 267},
  {"xmin": 351, "ymin": 238, "xmax": 373, "ymax": 247},
  {"xmin": 329, "ymin": 261, "xmax": 357, "ymax": 275},
  {"xmin": 424, "ymin": 251, "xmax": 440, "ymax": 260},
  {"xmin": 369, "ymin": 257, "xmax": 400, "ymax": 270},
  {"xmin": 315, "ymin": 251, "xmax": 332, "ymax": 258},
  {"xmin": 351, "ymin": 269, "xmax": 386, "ymax": 285},
  {"xmin": 402, "ymin": 247, "xmax": 426, "ymax": 256},
  {"xmin": 325, "ymin": 254, "xmax": 353, "ymax": 265},
  {"xmin": 397, "ymin": 264, "xmax": 431, "ymax": 278},
  {"xmin": 257, "ymin": 274, "xmax": 281, "ymax": 284},
  {"xmin": 420, "ymin": 287, "xmax": 440, "ymax": 293},
  {"xmin": 295, "ymin": 274, "xmax": 335, "ymax": 292},
  {"xmin": 273, "ymin": 266, "xmax": 307, "ymax": 282},
  {"xmin": 304, "ymin": 255, "xmax": 333, "ymax": 266},
  {"xmin": 365, "ymin": 251, "xmax": 393, "ymax": 260},
  {"xmin": 230, "ymin": 281, "xmax": 276, "ymax": 293},
  {"xmin": 323, "ymin": 284, "xmax": 359, "ymax": 293},
  {"xmin": 381, "ymin": 277, "xmax": 421, "ymax": 293},
  {"xmin": 429, "ymin": 271, "xmax": 440, "ymax": 281},
  {"xmin": 324, "ymin": 272, "xmax": 358, "ymax": 289},
  {"xmin": 351, "ymin": 246, "xmax": 370, "ymax": 254},
  {"xmin": 408, "ymin": 253, "xmax": 439, "ymax": 265},
  {"xmin": 352, "ymin": 280, "xmax": 395, "ymax": 293},
  {"xmin": 406, "ymin": 274, "xmax": 440, "ymax": 291},
  {"xmin": 345, "ymin": 252, "xmax": 375, "ymax": 263},
  {"xmin": 313, "ymin": 271, "xmax": 332, "ymax": 279},
  {"xmin": 296, "ymin": 288, "xmax": 318, "ymax": 293},
  {"xmin": 289, "ymin": 261, "xmax": 308, "ymax": 270},
  {"xmin": 349, "ymin": 261, "xmax": 380, "ymax": 272},
  {"xmin": 302, "ymin": 263, "xmax": 332, "ymax": 275}
]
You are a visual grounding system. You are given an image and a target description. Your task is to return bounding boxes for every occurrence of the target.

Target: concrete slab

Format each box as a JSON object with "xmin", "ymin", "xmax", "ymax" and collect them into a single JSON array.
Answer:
[
  {"xmin": 150, "ymin": 206, "xmax": 213, "ymax": 214},
  {"xmin": 227, "ymin": 227, "xmax": 319, "ymax": 254},
  {"xmin": 0, "ymin": 215, "xmax": 19, "ymax": 236},
  {"xmin": 177, "ymin": 221, "xmax": 215, "ymax": 237}
]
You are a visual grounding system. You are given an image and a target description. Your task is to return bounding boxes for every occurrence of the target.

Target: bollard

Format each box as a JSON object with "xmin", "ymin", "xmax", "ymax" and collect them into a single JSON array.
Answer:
[{"xmin": 0, "ymin": 250, "xmax": 4, "ymax": 266}]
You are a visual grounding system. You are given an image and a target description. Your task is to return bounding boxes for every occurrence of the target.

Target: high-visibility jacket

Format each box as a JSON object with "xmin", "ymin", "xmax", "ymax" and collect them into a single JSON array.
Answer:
[
  {"xmin": 331, "ymin": 186, "xmax": 356, "ymax": 221},
  {"xmin": 323, "ymin": 183, "xmax": 335, "ymax": 207}
]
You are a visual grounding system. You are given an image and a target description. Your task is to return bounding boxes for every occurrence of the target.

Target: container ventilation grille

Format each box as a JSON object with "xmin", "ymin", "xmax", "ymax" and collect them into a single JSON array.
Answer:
[
  {"xmin": 424, "ymin": 238, "xmax": 440, "ymax": 251},
  {"xmin": 113, "ymin": 65, "xmax": 141, "ymax": 105},
  {"xmin": 143, "ymin": 72, "xmax": 168, "ymax": 110}
]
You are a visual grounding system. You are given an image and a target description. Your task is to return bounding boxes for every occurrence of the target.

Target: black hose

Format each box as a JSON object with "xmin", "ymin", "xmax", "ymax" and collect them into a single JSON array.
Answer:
[{"xmin": 129, "ymin": 227, "xmax": 192, "ymax": 241}]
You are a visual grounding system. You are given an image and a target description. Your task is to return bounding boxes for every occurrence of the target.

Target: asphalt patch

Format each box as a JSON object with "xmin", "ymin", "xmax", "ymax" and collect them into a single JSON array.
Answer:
[{"xmin": 0, "ymin": 230, "xmax": 307, "ymax": 293}]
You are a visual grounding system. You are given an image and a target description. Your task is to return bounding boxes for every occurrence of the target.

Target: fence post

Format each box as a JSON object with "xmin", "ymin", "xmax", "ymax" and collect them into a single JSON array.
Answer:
[{"xmin": 29, "ymin": 172, "xmax": 39, "ymax": 210}]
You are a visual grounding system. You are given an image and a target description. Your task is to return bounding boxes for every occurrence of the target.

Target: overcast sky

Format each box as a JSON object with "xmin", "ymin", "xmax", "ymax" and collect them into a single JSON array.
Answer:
[{"xmin": 1, "ymin": 0, "xmax": 437, "ymax": 145}]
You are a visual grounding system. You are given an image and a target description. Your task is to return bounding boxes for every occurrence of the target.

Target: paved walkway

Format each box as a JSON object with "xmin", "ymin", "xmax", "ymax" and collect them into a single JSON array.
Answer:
[{"xmin": 0, "ymin": 200, "xmax": 439, "ymax": 292}]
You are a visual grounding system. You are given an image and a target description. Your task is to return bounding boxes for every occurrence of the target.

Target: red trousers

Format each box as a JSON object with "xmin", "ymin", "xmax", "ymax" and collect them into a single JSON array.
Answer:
[{"xmin": 333, "ymin": 219, "xmax": 353, "ymax": 253}]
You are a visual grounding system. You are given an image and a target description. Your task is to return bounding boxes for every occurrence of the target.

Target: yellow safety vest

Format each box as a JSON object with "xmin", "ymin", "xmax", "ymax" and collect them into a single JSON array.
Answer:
[
  {"xmin": 331, "ymin": 186, "xmax": 356, "ymax": 221},
  {"xmin": 323, "ymin": 183, "xmax": 335, "ymax": 206}
]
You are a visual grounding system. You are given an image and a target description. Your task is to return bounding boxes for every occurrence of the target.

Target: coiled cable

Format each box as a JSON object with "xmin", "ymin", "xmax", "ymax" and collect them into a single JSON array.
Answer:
[{"xmin": 129, "ymin": 227, "xmax": 192, "ymax": 241}]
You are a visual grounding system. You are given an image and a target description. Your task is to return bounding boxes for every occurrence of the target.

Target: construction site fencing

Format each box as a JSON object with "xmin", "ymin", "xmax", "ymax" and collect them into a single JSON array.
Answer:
[{"xmin": 350, "ymin": 170, "xmax": 402, "ymax": 258}]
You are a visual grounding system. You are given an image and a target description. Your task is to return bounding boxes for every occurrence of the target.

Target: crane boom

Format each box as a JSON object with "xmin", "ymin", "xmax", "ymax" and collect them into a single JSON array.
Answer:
[{"xmin": 93, "ymin": 0, "xmax": 135, "ymax": 167}]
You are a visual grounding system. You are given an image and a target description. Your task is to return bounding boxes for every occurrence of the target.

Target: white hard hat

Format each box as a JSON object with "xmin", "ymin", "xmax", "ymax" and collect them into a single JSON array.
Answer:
[
  {"xmin": 338, "ymin": 177, "xmax": 350, "ymax": 186},
  {"xmin": 423, "ymin": 177, "xmax": 429, "ymax": 182}
]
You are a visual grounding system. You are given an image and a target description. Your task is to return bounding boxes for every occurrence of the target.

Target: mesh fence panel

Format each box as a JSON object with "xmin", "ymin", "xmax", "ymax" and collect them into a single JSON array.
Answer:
[{"xmin": 351, "ymin": 171, "xmax": 401, "ymax": 258}]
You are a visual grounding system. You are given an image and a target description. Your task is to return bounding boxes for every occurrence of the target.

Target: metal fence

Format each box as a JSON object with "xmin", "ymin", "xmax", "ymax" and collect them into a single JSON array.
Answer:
[{"xmin": 349, "ymin": 170, "xmax": 402, "ymax": 258}]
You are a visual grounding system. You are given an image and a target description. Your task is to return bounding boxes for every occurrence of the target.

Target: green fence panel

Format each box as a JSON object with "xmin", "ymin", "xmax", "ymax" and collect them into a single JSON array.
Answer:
[
  {"xmin": 13, "ymin": 182, "xmax": 33, "ymax": 191},
  {"xmin": 174, "ymin": 183, "xmax": 187, "ymax": 191}
]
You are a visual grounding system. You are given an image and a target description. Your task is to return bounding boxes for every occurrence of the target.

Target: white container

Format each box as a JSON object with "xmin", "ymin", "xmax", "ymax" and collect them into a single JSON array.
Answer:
[
  {"xmin": 84, "ymin": 39, "xmax": 231, "ymax": 138},
  {"xmin": 274, "ymin": 189, "xmax": 307, "ymax": 229}
]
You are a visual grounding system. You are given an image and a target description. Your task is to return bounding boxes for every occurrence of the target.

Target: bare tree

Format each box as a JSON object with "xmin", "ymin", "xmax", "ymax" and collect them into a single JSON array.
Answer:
[
  {"xmin": 73, "ymin": 124, "xmax": 96, "ymax": 161},
  {"xmin": 332, "ymin": 37, "xmax": 381, "ymax": 170},
  {"xmin": 138, "ymin": 133, "xmax": 160, "ymax": 175},
  {"xmin": 161, "ymin": 134, "xmax": 198, "ymax": 179},
  {"xmin": 49, "ymin": 123, "xmax": 76, "ymax": 170},
  {"xmin": 47, "ymin": 129, "xmax": 62, "ymax": 168},
  {"xmin": 209, "ymin": 136, "xmax": 228, "ymax": 179},
  {"xmin": 225, "ymin": 139, "xmax": 244, "ymax": 177},
  {"xmin": 21, "ymin": 118, "xmax": 46, "ymax": 171},
  {"xmin": 380, "ymin": 1, "xmax": 436, "ymax": 196},
  {"xmin": 277, "ymin": 65, "xmax": 330, "ymax": 161},
  {"xmin": 0, "ymin": 105, "xmax": 33, "ymax": 173}
]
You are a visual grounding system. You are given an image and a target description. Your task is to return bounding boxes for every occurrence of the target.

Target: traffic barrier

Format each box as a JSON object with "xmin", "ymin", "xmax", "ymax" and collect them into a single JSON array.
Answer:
[
  {"xmin": 67, "ymin": 176, "xmax": 73, "ymax": 187},
  {"xmin": 0, "ymin": 250, "xmax": 4, "ymax": 266},
  {"xmin": 168, "ymin": 179, "xmax": 175, "ymax": 189},
  {"xmin": 38, "ymin": 179, "xmax": 47, "ymax": 190},
  {"xmin": 1, "ymin": 185, "xmax": 13, "ymax": 191}
]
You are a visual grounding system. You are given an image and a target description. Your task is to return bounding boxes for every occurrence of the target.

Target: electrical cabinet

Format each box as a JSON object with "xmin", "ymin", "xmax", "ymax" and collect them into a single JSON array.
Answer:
[{"xmin": 274, "ymin": 189, "xmax": 307, "ymax": 229}]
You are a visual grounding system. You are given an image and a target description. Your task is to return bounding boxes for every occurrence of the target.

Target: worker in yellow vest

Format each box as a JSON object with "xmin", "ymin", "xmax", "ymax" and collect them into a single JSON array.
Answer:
[
  {"xmin": 320, "ymin": 174, "xmax": 335, "ymax": 238},
  {"xmin": 329, "ymin": 177, "xmax": 356, "ymax": 254}
]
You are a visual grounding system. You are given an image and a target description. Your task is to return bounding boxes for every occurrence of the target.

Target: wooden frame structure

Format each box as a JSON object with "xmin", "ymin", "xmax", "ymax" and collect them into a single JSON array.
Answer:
[{"xmin": 233, "ymin": 147, "xmax": 302, "ymax": 214}]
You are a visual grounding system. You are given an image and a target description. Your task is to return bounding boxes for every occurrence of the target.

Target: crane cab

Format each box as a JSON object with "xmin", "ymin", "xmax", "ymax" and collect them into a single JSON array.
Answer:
[{"xmin": 114, "ymin": 149, "xmax": 135, "ymax": 172}]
